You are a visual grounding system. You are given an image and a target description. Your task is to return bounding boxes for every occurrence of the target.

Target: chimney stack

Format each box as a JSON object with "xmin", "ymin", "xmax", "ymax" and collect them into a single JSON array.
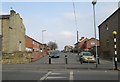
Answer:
[{"xmin": 10, "ymin": 10, "xmax": 16, "ymax": 16}]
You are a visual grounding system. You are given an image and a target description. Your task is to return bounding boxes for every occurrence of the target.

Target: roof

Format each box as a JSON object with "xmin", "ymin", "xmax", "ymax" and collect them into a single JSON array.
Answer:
[
  {"xmin": 25, "ymin": 35, "xmax": 42, "ymax": 45},
  {"xmin": 98, "ymin": 7, "xmax": 120, "ymax": 28},
  {"xmin": 87, "ymin": 38, "xmax": 99, "ymax": 41},
  {"xmin": 0, "ymin": 15, "xmax": 10, "ymax": 19}
]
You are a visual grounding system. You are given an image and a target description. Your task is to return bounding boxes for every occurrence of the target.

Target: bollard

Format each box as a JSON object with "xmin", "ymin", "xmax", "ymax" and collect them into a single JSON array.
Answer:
[
  {"xmin": 80, "ymin": 56, "xmax": 83, "ymax": 64},
  {"xmin": 49, "ymin": 55, "xmax": 51, "ymax": 64},
  {"xmin": 98, "ymin": 56, "xmax": 100, "ymax": 64},
  {"xmin": 65, "ymin": 55, "xmax": 67, "ymax": 64}
]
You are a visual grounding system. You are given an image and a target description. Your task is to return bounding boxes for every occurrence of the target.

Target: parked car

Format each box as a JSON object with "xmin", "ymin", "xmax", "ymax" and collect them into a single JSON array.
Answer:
[
  {"xmin": 79, "ymin": 52, "xmax": 96, "ymax": 63},
  {"xmin": 50, "ymin": 50, "xmax": 60, "ymax": 58}
]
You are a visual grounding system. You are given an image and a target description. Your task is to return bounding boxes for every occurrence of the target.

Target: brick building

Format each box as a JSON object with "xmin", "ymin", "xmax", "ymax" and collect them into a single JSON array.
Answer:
[
  {"xmin": 98, "ymin": 8, "xmax": 120, "ymax": 61},
  {"xmin": 79, "ymin": 37, "xmax": 99, "ymax": 51},
  {"xmin": 79, "ymin": 37, "xmax": 88, "ymax": 49},
  {"xmin": 74, "ymin": 37, "xmax": 99, "ymax": 53},
  {"xmin": 25, "ymin": 35, "xmax": 43, "ymax": 52},
  {"xmin": 0, "ymin": 10, "xmax": 26, "ymax": 53},
  {"xmin": 86, "ymin": 38, "xmax": 100, "ymax": 50},
  {"xmin": 25, "ymin": 35, "xmax": 48, "ymax": 61}
]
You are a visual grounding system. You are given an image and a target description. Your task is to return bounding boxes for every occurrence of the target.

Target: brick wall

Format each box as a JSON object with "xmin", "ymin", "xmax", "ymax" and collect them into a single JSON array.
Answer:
[
  {"xmin": 25, "ymin": 35, "xmax": 33, "ymax": 49},
  {"xmin": 87, "ymin": 38, "xmax": 100, "ymax": 49},
  {"xmin": 99, "ymin": 8, "xmax": 119, "ymax": 60}
]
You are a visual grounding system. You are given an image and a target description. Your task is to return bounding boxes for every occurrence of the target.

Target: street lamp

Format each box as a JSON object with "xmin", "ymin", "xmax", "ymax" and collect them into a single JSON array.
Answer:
[
  {"xmin": 42, "ymin": 30, "xmax": 46, "ymax": 44},
  {"xmin": 42, "ymin": 30, "xmax": 46, "ymax": 53},
  {"xmin": 92, "ymin": 0, "xmax": 98, "ymax": 68}
]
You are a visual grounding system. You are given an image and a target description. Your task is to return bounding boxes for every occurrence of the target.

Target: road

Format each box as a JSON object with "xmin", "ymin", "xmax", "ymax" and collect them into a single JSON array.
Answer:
[
  {"xmin": 1, "ymin": 52, "xmax": 120, "ymax": 81},
  {"xmin": 2, "ymin": 70, "xmax": 118, "ymax": 80}
]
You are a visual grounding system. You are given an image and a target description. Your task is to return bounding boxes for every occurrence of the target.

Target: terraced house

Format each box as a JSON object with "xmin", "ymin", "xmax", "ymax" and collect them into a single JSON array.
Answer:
[
  {"xmin": 98, "ymin": 7, "xmax": 120, "ymax": 61},
  {"xmin": 0, "ymin": 10, "xmax": 26, "ymax": 53}
]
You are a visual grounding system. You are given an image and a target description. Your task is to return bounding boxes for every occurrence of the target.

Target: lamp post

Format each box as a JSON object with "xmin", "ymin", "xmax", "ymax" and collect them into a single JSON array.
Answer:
[
  {"xmin": 42, "ymin": 30, "xmax": 46, "ymax": 44},
  {"xmin": 42, "ymin": 30, "xmax": 46, "ymax": 54},
  {"xmin": 92, "ymin": 0, "xmax": 98, "ymax": 68},
  {"xmin": 77, "ymin": 31, "xmax": 79, "ymax": 55}
]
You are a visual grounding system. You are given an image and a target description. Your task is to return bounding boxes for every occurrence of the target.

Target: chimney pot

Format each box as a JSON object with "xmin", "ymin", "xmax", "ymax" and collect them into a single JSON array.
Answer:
[{"xmin": 10, "ymin": 10, "xmax": 16, "ymax": 15}]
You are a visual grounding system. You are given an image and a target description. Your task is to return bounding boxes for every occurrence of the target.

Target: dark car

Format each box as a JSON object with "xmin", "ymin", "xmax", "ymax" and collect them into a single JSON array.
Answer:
[{"xmin": 50, "ymin": 50, "xmax": 60, "ymax": 58}]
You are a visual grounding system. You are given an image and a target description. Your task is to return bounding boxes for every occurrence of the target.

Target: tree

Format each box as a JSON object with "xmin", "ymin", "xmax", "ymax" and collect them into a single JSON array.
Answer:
[{"xmin": 47, "ymin": 41, "xmax": 58, "ymax": 50}]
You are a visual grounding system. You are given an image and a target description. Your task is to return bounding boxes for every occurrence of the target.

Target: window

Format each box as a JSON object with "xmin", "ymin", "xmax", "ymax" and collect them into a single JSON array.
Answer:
[
  {"xmin": 33, "ymin": 41, "xmax": 35, "ymax": 44},
  {"xmin": 105, "ymin": 24, "xmax": 109, "ymax": 30},
  {"xmin": 19, "ymin": 41, "xmax": 21, "ymax": 43},
  {"xmin": 9, "ymin": 27, "xmax": 13, "ymax": 29},
  {"xmin": 106, "ymin": 40, "xmax": 109, "ymax": 47},
  {"xmin": 91, "ymin": 41, "xmax": 95, "ymax": 45}
]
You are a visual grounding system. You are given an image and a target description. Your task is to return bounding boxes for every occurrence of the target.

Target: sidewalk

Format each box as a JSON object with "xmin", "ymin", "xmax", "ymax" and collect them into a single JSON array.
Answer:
[{"xmin": 31, "ymin": 51, "xmax": 48, "ymax": 62}]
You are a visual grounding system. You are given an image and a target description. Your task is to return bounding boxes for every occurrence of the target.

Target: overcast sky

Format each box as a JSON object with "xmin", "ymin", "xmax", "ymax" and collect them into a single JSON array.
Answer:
[{"xmin": 1, "ymin": 0, "xmax": 119, "ymax": 50}]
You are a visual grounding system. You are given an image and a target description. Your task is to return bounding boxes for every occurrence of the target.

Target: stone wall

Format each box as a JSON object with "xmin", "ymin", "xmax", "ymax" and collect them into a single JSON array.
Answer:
[{"xmin": 1, "ymin": 10, "xmax": 26, "ymax": 53}]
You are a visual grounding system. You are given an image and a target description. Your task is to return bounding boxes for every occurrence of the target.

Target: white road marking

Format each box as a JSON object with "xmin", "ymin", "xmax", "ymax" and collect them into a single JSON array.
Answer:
[
  {"xmin": 40, "ymin": 71, "xmax": 52, "ymax": 80},
  {"xmin": 51, "ymin": 73, "xmax": 62, "ymax": 75},
  {"xmin": 105, "ymin": 71, "xmax": 107, "ymax": 72},
  {"xmin": 47, "ymin": 61, "xmax": 56, "ymax": 64},
  {"xmin": 46, "ymin": 58, "xmax": 57, "ymax": 64},
  {"xmin": 45, "ymin": 72, "xmax": 67, "ymax": 80},
  {"xmin": 69, "ymin": 70, "xmax": 73, "ymax": 80},
  {"xmin": 46, "ymin": 76, "xmax": 67, "ymax": 79}
]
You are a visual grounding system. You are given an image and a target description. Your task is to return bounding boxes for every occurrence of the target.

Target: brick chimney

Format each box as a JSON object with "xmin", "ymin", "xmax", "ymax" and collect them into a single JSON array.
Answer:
[{"xmin": 80, "ymin": 37, "xmax": 84, "ymax": 41}]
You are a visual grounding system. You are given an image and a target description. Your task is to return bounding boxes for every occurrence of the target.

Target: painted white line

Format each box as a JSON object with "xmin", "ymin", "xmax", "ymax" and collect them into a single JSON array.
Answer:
[
  {"xmin": 69, "ymin": 70, "xmax": 73, "ymax": 80},
  {"xmin": 46, "ymin": 76, "xmax": 67, "ymax": 80},
  {"xmin": 40, "ymin": 71, "xmax": 52, "ymax": 80},
  {"xmin": 51, "ymin": 73, "xmax": 62, "ymax": 75},
  {"xmin": 47, "ymin": 61, "xmax": 56, "ymax": 64}
]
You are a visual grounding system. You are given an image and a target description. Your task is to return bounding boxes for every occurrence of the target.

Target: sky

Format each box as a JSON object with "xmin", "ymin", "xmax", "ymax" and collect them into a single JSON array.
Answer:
[{"xmin": 1, "ymin": 0, "xmax": 119, "ymax": 50}]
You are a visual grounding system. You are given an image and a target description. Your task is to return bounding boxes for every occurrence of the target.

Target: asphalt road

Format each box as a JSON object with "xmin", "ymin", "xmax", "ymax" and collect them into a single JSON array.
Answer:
[
  {"xmin": 1, "ymin": 70, "xmax": 118, "ymax": 80},
  {"xmin": 1, "ymin": 52, "xmax": 120, "ymax": 81},
  {"xmin": 2, "ymin": 52, "xmax": 118, "ymax": 70}
]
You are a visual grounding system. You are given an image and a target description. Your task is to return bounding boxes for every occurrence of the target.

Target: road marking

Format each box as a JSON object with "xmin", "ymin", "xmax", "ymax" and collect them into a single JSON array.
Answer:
[
  {"xmin": 69, "ymin": 70, "xmax": 73, "ymax": 80},
  {"xmin": 46, "ymin": 76, "xmax": 67, "ymax": 80},
  {"xmin": 51, "ymin": 73, "xmax": 62, "ymax": 75},
  {"xmin": 40, "ymin": 71, "xmax": 52, "ymax": 80},
  {"xmin": 47, "ymin": 61, "xmax": 56, "ymax": 64},
  {"xmin": 105, "ymin": 71, "xmax": 107, "ymax": 72}
]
